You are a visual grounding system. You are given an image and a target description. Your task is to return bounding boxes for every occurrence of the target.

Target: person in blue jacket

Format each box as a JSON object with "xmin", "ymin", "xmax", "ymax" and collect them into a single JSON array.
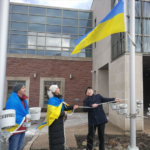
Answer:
[{"xmin": 83, "ymin": 87, "xmax": 121, "ymax": 150}]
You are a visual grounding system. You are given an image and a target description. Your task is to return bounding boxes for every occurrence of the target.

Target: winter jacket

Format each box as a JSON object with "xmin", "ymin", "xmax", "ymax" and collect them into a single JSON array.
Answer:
[
  {"xmin": 83, "ymin": 94, "xmax": 115, "ymax": 126},
  {"xmin": 48, "ymin": 95, "xmax": 74, "ymax": 150}
]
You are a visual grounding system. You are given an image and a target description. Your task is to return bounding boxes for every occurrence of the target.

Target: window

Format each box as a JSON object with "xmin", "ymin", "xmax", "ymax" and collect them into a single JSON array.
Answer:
[
  {"xmin": 7, "ymin": 81, "xmax": 26, "ymax": 99},
  {"xmin": 63, "ymin": 18, "xmax": 78, "ymax": 26},
  {"xmin": 47, "ymin": 8, "xmax": 62, "ymax": 17},
  {"xmin": 45, "ymin": 51, "xmax": 61, "ymax": 56},
  {"xmin": 70, "ymin": 39, "xmax": 76, "ymax": 48},
  {"xmin": 10, "ymin": 45, "xmax": 26, "ymax": 48},
  {"xmin": 27, "ymin": 49, "xmax": 35, "ymax": 55},
  {"xmin": 46, "ymin": 37, "xmax": 61, "ymax": 47},
  {"xmin": 11, "ymin": 34, "xmax": 27, "ymax": 44},
  {"xmin": 11, "ymin": 22, "xmax": 27, "ymax": 30},
  {"xmin": 10, "ymin": 49, "xmax": 26, "ymax": 54},
  {"xmin": 79, "ymin": 12, "xmax": 92, "ymax": 19},
  {"xmin": 12, "ymin": 5, "xmax": 28, "ymax": 13},
  {"xmin": 29, "ymin": 7, "xmax": 46, "ymax": 15},
  {"xmin": 44, "ymin": 81, "xmax": 61, "ymax": 107},
  {"xmin": 29, "ymin": 24, "xmax": 45, "ymax": 32},
  {"xmin": 11, "ymin": 31, "xmax": 27, "ymax": 34},
  {"xmin": 47, "ymin": 25, "xmax": 61, "ymax": 33},
  {"xmin": 62, "ymin": 52, "xmax": 69, "ymax": 57},
  {"xmin": 63, "ymin": 26, "xmax": 78, "ymax": 34},
  {"xmin": 79, "ymin": 20, "xmax": 92, "ymax": 27},
  {"xmin": 37, "ymin": 37, "xmax": 45, "ymax": 46},
  {"xmin": 79, "ymin": 27, "xmax": 91, "ymax": 35},
  {"xmin": 12, "ymin": 14, "xmax": 28, "ymax": 22},
  {"xmin": 29, "ymin": 15, "xmax": 46, "ymax": 24},
  {"xmin": 62, "ymin": 38, "xmax": 70, "ymax": 47},
  {"xmin": 47, "ymin": 17, "xmax": 61, "ymax": 25},
  {"xmin": 63, "ymin": 10, "xmax": 78, "ymax": 18},
  {"xmin": 28, "ymin": 36, "xmax": 36, "ymax": 45}
]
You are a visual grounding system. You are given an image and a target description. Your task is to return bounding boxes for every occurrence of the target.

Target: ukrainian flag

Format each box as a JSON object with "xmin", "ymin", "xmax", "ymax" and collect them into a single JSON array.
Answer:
[
  {"xmin": 37, "ymin": 97, "xmax": 70, "ymax": 130},
  {"xmin": 5, "ymin": 92, "xmax": 29, "ymax": 133},
  {"xmin": 72, "ymin": 0, "xmax": 127, "ymax": 55}
]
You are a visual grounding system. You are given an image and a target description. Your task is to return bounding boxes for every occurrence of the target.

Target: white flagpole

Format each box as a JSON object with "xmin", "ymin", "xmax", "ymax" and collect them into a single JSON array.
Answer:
[
  {"xmin": 0, "ymin": 0, "xmax": 10, "ymax": 150},
  {"xmin": 127, "ymin": 0, "xmax": 139, "ymax": 150}
]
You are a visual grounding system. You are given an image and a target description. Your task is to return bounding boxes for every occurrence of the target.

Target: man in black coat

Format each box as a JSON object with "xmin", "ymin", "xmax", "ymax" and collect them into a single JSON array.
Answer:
[{"xmin": 83, "ymin": 87, "xmax": 121, "ymax": 150}]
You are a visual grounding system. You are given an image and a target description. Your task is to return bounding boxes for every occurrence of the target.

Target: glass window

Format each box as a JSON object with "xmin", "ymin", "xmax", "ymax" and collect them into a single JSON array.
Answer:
[
  {"xmin": 29, "ymin": 7, "xmax": 46, "ymax": 15},
  {"xmin": 62, "ymin": 52, "xmax": 69, "ymax": 57},
  {"xmin": 62, "ymin": 34, "xmax": 71, "ymax": 38},
  {"xmin": 11, "ymin": 31, "xmax": 27, "ymax": 34},
  {"xmin": 11, "ymin": 22, "xmax": 27, "ymax": 30},
  {"xmin": 47, "ymin": 25, "xmax": 61, "ymax": 33},
  {"xmin": 81, "ymin": 49, "xmax": 92, "ymax": 53},
  {"xmin": 29, "ymin": 23, "xmax": 45, "ymax": 32},
  {"xmin": 37, "ymin": 37, "xmax": 45, "ymax": 46},
  {"xmin": 12, "ymin": 5, "xmax": 28, "ymax": 13},
  {"xmin": 70, "ymin": 39, "xmax": 76, "ymax": 48},
  {"xmin": 46, "ymin": 37, "xmax": 61, "ymax": 47},
  {"xmin": 86, "ymin": 53, "xmax": 92, "ymax": 57},
  {"xmin": 9, "ymin": 14, "xmax": 11, "ymax": 20},
  {"xmin": 47, "ymin": 8, "xmax": 62, "ymax": 17},
  {"xmin": 62, "ymin": 38, "xmax": 70, "ymax": 47},
  {"xmin": 10, "ymin": 45, "xmax": 26, "ymax": 48},
  {"xmin": 38, "ymin": 33, "xmax": 45, "ymax": 36},
  {"xmin": 12, "ymin": 14, "xmax": 28, "ymax": 22},
  {"xmin": 63, "ymin": 18, "xmax": 78, "ymax": 26},
  {"xmin": 37, "ymin": 50, "xmax": 44, "ymax": 55},
  {"xmin": 79, "ymin": 12, "xmax": 92, "ymax": 19},
  {"xmin": 47, "ymin": 33, "xmax": 61, "ymax": 37},
  {"xmin": 10, "ymin": 35, "xmax": 27, "ymax": 44},
  {"xmin": 79, "ymin": 28, "xmax": 92, "ymax": 35},
  {"xmin": 10, "ymin": 49, "xmax": 26, "ymax": 54},
  {"xmin": 28, "ymin": 36, "xmax": 36, "ymax": 45},
  {"xmin": 46, "ymin": 47, "xmax": 61, "ymax": 51},
  {"xmin": 28, "ymin": 32, "xmax": 36, "ymax": 35},
  {"xmin": 143, "ymin": 2, "xmax": 150, "ymax": 17},
  {"xmin": 47, "ymin": 17, "xmax": 61, "ymax": 25},
  {"xmin": 37, "ymin": 47, "xmax": 44, "ymax": 49},
  {"xmin": 45, "ymin": 51, "xmax": 61, "ymax": 56},
  {"xmin": 135, "ymin": 18, "xmax": 141, "ymax": 34},
  {"xmin": 79, "ymin": 53, "xmax": 86, "ymax": 57},
  {"xmin": 144, "ymin": 37, "xmax": 150, "ymax": 53},
  {"xmin": 62, "ymin": 48, "xmax": 69, "ymax": 51},
  {"xmin": 28, "ymin": 49, "xmax": 35, "ymax": 55},
  {"xmin": 79, "ymin": 20, "xmax": 92, "ymax": 27},
  {"xmin": 28, "ymin": 46, "xmax": 36, "ymax": 49},
  {"xmin": 29, "ymin": 15, "xmax": 46, "ymax": 24},
  {"xmin": 63, "ymin": 10, "xmax": 78, "ymax": 18},
  {"xmin": 63, "ymin": 26, "xmax": 78, "ymax": 34},
  {"xmin": 143, "ymin": 19, "xmax": 150, "ymax": 35},
  {"xmin": 135, "ymin": 36, "xmax": 142, "ymax": 52},
  {"xmin": 71, "ymin": 35, "xmax": 78, "ymax": 38}
]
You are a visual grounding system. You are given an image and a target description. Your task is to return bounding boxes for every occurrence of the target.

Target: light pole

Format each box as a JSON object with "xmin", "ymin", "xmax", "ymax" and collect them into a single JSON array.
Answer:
[{"xmin": 0, "ymin": 0, "xmax": 10, "ymax": 150}]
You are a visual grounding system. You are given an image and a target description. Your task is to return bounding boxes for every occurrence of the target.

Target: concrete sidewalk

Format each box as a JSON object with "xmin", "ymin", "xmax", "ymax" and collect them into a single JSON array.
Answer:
[{"xmin": 23, "ymin": 112, "xmax": 125, "ymax": 150}]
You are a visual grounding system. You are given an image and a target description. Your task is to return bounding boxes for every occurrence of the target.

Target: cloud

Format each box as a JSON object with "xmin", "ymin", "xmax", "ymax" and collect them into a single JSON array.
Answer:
[{"xmin": 10, "ymin": 0, "xmax": 93, "ymax": 10}]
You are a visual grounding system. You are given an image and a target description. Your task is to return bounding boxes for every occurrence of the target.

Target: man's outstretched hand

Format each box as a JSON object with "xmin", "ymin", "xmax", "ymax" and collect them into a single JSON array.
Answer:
[{"xmin": 115, "ymin": 98, "xmax": 121, "ymax": 102}]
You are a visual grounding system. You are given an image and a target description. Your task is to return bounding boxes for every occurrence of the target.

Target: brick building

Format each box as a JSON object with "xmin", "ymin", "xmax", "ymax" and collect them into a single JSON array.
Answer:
[{"xmin": 4, "ymin": 3, "xmax": 92, "ymax": 108}]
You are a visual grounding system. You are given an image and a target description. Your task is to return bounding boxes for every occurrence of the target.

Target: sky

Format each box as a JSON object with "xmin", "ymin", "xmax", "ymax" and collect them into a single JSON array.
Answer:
[{"xmin": 10, "ymin": 0, "xmax": 93, "ymax": 10}]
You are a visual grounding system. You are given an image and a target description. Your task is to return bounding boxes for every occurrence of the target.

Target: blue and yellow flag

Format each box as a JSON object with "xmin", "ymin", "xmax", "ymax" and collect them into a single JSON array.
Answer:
[
  {"xmin": 72, "ymin": 0, "xmax": 127, "ymax": 54},
  {"xmin": 37, "ymin": 97, "xmax": 70, "ymax": 130},
  {"xmin": 5, "ymin": 92, "xmax": 29, "ymax": 133}
]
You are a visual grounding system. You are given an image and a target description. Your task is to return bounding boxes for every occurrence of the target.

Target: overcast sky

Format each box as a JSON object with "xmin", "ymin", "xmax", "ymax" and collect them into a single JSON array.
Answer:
[{"xmin": 10, "ymin": 0, "xmax": 93, "ymax": 10}]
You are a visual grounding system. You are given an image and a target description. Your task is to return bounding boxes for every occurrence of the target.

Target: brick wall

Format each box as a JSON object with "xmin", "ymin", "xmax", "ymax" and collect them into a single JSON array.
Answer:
[{"xmin": 6, "ymin": 57, "xmax": 92, "ymax": 107}]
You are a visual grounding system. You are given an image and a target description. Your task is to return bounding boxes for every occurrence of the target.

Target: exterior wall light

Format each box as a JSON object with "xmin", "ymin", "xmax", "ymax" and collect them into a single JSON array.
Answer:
[
  {"xmin": 70, "ymin": 74, "xmax": 72, "ymax": 79},
  {"xmin": 34, "ymin": 73, "xmax": 37, "ymax": 78}
]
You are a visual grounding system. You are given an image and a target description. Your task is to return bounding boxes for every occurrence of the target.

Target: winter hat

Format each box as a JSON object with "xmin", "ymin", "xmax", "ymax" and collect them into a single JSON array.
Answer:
[
  {"xmin": 49, "ymin": 85, "xmax": 58, "ymax": 93},
  {"xmin": 47, "ymin": 85, "xmax": 58, "ymax": 98},
  {"xmin": 13, "ymin": 83, "xmax": 24, "ymax": 93}
]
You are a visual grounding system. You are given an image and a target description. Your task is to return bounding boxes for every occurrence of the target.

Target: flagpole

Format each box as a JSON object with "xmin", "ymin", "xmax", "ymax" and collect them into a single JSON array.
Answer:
[
  {"xmin": 0, "ymin": 0, "xmax": 10, "ymax": 150},
  {"xmin": 127, "ymin": 0, "xmax": 139, "ymax": 150}
]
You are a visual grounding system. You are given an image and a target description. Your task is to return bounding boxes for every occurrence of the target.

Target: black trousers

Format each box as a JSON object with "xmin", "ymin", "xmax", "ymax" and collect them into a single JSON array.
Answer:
[{"xmin": 86, "ymin": 123, "xmax": 105, "ymax": 150}]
